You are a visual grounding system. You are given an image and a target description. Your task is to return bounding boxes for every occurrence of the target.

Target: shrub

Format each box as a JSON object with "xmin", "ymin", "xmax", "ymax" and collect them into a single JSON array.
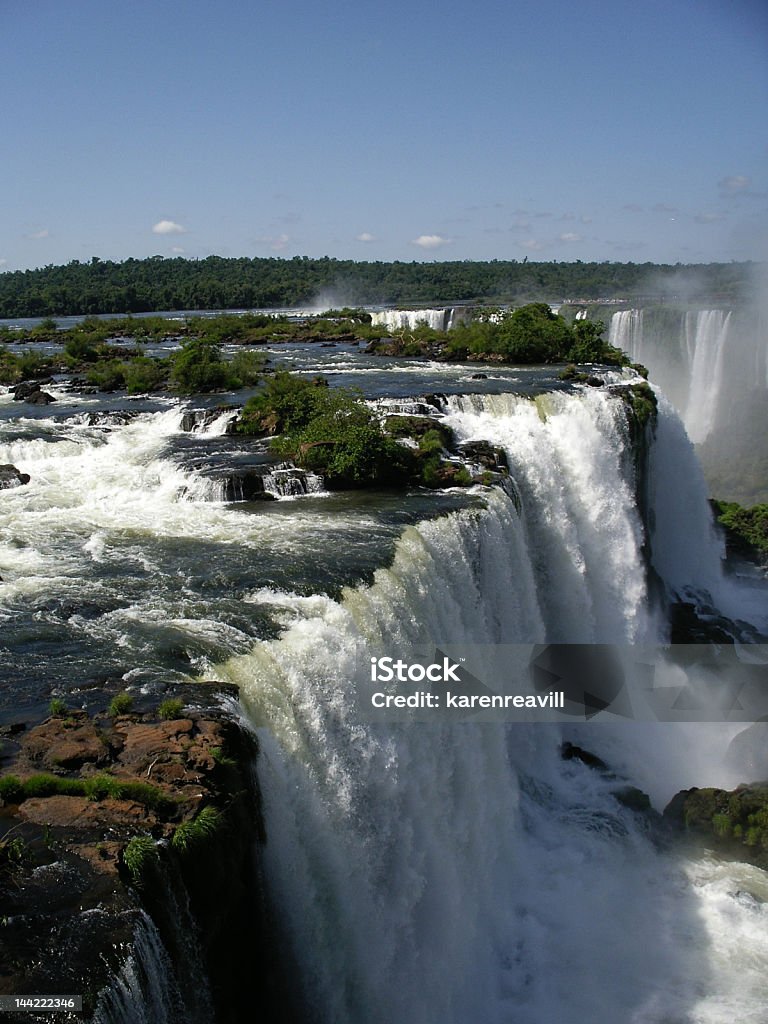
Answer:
[
  {"xmin": 172, "ymin": 806, "xmax": 221, "ymax": 854},
  {"xmin": 158, "ymin": 698, "xmax": 184, "ymax": 720},
  {"xmin": 123, "ymin": 355, "xmax": 168, "ymax": 394},
  {"xmin": 0, "ymin": 775, "xmax": 25, "ymax": 804},
  {"xmin": 123, "ymin": 835, "xmax": 158, "ymax": 883},
  {"xmin": 49, "ymin": 697, "xmax": 68, "ymax": 717},
  {"xmin": 170, "ymin": 338, "xmax": 232, "ymax": 393},
  {"xmin": 108, "ymin": 692, "xmax": 134, "ymax": 717}
]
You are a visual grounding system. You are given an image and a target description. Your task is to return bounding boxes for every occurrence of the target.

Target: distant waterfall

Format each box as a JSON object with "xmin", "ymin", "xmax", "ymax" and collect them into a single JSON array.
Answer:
[
  {"xmin": 682, "ymin": 310, "xmax": 730, "ymax": 443},
  {"xmin": 607, "ymin": 308, "xmax": 732, "ymax": 444},
  {"xmin": 608, "ymin": 309, "xmax": 644, "ymax": 363},
  {"xmin": 371, "ymin": 308, "xmax": 458, "ymax": 331}
]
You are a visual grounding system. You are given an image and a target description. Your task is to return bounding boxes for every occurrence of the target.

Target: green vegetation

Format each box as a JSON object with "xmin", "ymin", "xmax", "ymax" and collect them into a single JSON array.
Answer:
[
  {"xmin": 171, "ymin": 805, "xmax": 221, "ymax": 854},
  {"xmin": 373, "ymin": 304, "xmax": 628, "ymax": 366},
  {"xmin": 108, "ymin": 692, "xmax": 134, "ymax": 717},
  {"xmin": 679, "ymin": 785, "xmax": 768, "ymax": 856},
  {"xmin": 623, "ymin": 381, "xmax": 658, "ymax": 430},
  {"xmin": 0, "ymin": 255, "xmax": 753, "ymax": 317},
  {"xmin": 0, "ymin": 834, "xmax": 27, "ymax": 870},
  {"xmin": 241, "ymin": 374, "xmax": 413, "ymax": 487},
  {"xmin": 48, "ymin": 698, "xmax": 68, "ymax": 717},
  {"xmin": 0, "ymin": 772, "xmax": 174, "ymax": 812},
  {"xmin": 158, "ymin": 698, "xmax": 185, "ymax": 720},
  {"xmin": 711, "ymin": 500, "xmax": 768, "ymax": 559},
  {"xmin": 123, "ymin": 835, "xmax": 159, "ymax": 884}
]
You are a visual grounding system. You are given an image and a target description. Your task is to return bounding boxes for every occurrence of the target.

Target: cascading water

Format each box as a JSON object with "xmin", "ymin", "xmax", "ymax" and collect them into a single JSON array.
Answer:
[
  {"xmin": 606, "ymin": 305, "xmax": 768, "ymax": 503},
  {"xmin": 608, "ymin": 308, "xmax": 644, "ymax": 363},
  {"xmin": 214, "ymin": 388, "xmax": 768, "ymax": 1024},
  {"xmin": 682, "ymin": 310, "xmax": 730, "ymax": 444},
  {"xmin": 371, "ymin": 309, "xmax": 454, "ymax": 332}
]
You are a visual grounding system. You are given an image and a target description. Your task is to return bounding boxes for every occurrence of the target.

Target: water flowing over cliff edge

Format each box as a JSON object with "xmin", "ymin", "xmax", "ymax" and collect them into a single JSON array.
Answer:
[{"xmin": 2, "ymin": 364, "xmax": 767, "ymax": 1023}]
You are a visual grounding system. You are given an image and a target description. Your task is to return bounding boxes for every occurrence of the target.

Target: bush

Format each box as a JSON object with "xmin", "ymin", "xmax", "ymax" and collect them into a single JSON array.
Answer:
[
  {"xmin": 86, "ymin": 359, "xmax": 126, "ymax": 391},
  {"xmin": 238, "ymin": 372, "xmax": 331, "ymax": 435},
  {"xmin": 123, "ymin": 835, "xmax": 158, "ymax": 883},
  {"xmin": 158, "ymin": 698, "xmax": 184, "ymax": 720},
  {"xmin": 172, "ymin": 806, "xmax": 221, "ymax": 853},
  {"xmin": 108, "ymin": 692, "xmax": 134, "ymax": 717},
  {"xmin": 0, "ymin": 775, "xmax": 25, "ymax": 804},
  {"xmin": 49, "ymin": 698, "xmax": 68, "ymax": 717},
  {"xmin": 170, "ymin": 338, "xmax": 232, "ymax": 393},
  {"xmin": 123, "ymin": 355, "xmax": 168, "ymax": 394}
]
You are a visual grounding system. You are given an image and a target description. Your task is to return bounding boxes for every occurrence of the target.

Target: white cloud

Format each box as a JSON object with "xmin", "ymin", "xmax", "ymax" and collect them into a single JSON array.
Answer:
[
  {"xmin": 152, "ymin": 219, "xmax": 186, "ymax": 235},
  {"xmin": 356, "ymin": 232, "xmax": 376, "ymax": 242},
  {"xmin": 255, "ymin": 233, "xmax": 290, "ymax": 251},
  {"xmin": 171, "ymin": 246, "xmax": 186, "ymax": 253},
  {"xmin": 559, "ymin": 232, "xmax": 582, "ymax": 243},
  {"xmin": 521, "ymin": 238, "xmax": 545, "ymax": 251},
  {"xmin": 719, "ymin": 175, "xmax": 750, "ymax": 193},
  {"xmin": 28, "ymin": 229, "xmax": 49, "ymax": 239},
  {"xmin": 411, "ymin": 234, "xmax": 451, "ymax": 249},
  {"xmin": 0, "ymin": 258, "xmax": 7, "ymax": 266}
]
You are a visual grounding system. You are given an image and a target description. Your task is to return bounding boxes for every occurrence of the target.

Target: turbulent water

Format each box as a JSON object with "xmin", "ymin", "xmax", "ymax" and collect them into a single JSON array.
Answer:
[{"xmin": 2, "ymin": 350, "xmax": 768, "ymax": 1023}]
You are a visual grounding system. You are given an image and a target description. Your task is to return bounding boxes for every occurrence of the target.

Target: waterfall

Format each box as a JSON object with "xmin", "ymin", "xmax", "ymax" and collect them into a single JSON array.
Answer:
[
  {"xmin": 93, "ymin": 913, "xmax": 186, "ymax": 1024},
  {"xmin": 608, "ymin": 308, "xmax": 644, "ymax": 363},
  {"xmin": 682, "ymin": 310, "xmax": 730, "ymax": 443},
  {"xmin": 606, "ymin": 305, "xmax": 768, "ymax": 503},
  {"xmin": 216, "ymin": 388, "xmax": 768, "ymax": 1024},
  {"xmin": 442, "ymin": 390, "xmax": 652, "ymax": 643},
  {"xmin": 371, "ymin": 309, "xmax": 454, "ymax": 332}
]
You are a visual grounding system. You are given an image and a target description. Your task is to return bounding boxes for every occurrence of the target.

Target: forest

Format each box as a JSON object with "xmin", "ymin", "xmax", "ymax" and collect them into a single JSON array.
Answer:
[{"xmin": 0, "ymin": 255, "xmax": 754, "ymax": 317}]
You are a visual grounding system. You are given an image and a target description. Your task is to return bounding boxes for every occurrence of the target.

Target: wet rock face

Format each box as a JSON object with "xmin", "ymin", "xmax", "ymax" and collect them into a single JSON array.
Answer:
[
  {"xmin": 0, "ymin": 464, "xmax": 30, "ymax": 489},
  {"xmin": 0, "ymin": 693, "xmax": 293, "ymax": 1023},
  {"xmin": 663, "ymin": 783, "xmax": 768, "ymax": 868}
]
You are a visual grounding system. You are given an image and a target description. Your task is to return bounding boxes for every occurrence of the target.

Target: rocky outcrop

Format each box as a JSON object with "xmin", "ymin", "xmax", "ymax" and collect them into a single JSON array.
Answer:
[
  {"xmin": 0, "ymin": 464, "xmax": 30, "ymax": 489},
  {"xmin": 663, "ymin": 783, "xmax": 768, "ymax": 868},
  {"xmin": 0, "ymin": 690, "xmax": 295, "ymax": 1023}
]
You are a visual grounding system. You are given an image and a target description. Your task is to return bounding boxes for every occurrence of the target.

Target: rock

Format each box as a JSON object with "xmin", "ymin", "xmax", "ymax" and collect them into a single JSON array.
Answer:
[
  {"xmin": 459, "ymin": 440, "xmax": 509, "ymax": 472},
  {"xmin": 0, "ymin": 464, "xmax": 30, "ymax": 489},
  {"xmin": 560, "ymin": 741, "xmax": 610, "ymax": 772},
  {"xmin": 586, "ymin": 375, "xmax": 604, "ymax": 387},
  {"xmin": 0, "ymin": 697, "xmax": 293, "ymax": 1020},
  {"xmin": 470, "ymin": 372, "xmax": 488, "ymax": 379},
  {"xmin": 25, "ymin": 389, "xmax": 57, "ymax": 405},
  {"xmin": 612, "ymin": 786, "xmax": 653, "ymax": 814},
  {"xmin": 12, "ymin": 379, "xmax": 53, "ymax": 400},
  {"xmin": 21, "ymin": 715, "xmax": 111, "ymax": 770},
  {"xmin": 663, "ymin": 783, "xmax": 768, "ymax": 867}
]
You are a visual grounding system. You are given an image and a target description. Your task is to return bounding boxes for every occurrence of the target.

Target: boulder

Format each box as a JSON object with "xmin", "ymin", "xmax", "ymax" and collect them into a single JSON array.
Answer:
[{"xmin": 0, "ymin": 464, "xmax": 30, "ymax": 489}]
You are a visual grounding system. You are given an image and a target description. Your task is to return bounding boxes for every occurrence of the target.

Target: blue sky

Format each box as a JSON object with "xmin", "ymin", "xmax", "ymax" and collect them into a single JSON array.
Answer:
[{"xmin": 2, "ymin": 0, "xmax": 766, "ymax": 270}]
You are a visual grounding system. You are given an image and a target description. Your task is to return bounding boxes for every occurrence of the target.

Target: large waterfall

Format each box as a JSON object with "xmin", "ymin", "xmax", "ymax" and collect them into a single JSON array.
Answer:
[
  {"xmin": 607, "ymin": 305, "xmax": 768, "ymax": 503},
  {"xmin": 214, "ymin": 389, "xmax": 767, "ymax": 1024}
]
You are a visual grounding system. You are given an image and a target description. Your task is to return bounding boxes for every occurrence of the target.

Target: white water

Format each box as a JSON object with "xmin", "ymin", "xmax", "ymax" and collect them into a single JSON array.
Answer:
[
  {"xmin": 214, "ymin": 389, "xmax": 768, "ymax": 1024},
  {"xmin": 371, "ymin": 308, "xmax": 456, "ymax": 332},
  {"xmin": 609, "ymin": 308, "xmax": 645, "ymax": 364},
  {"xmin": 610, "ymin": 308, "xmax": 737, "ymax": 445},
  {"xmin": 683, "ymin": 311, "xmax": 730, "ymax": 444}
]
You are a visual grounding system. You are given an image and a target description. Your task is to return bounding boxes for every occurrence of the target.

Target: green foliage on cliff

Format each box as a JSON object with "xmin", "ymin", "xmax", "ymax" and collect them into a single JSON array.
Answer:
[
  {"xmin": 711, "ymin": 500, "xmax": 768, "ymax": 557},
  {"xmin": 678, "ymin": 785, "xmax": 768, "ymax": 856},
  {"xmin": 172, "ymin": 805, "xmax": 221, "ymax": 853},
  {"xmin": 0, "ymin": 772, "xmax": 174, "ymax": 812},
  {"xmin": 123, "ymin": 835, "xmax": 159, "ymax": 883}
]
